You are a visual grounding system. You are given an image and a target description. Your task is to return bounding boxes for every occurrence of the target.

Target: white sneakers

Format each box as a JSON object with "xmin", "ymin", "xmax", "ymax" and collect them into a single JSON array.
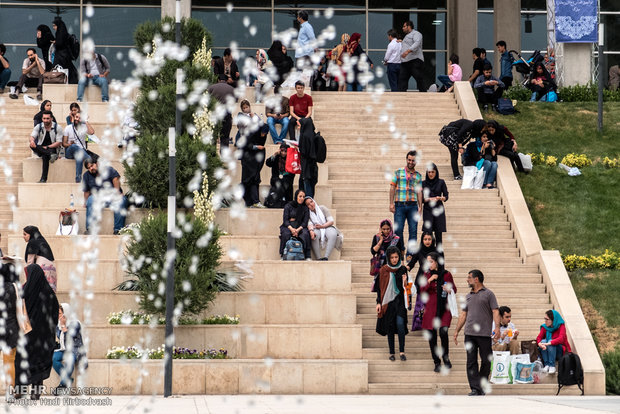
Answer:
[
  {"xmin": 541, "ymin": 366, "xmax": 557, "ymax": 374},
  {"xmin": 548, "ymin": 367, "xmax": 556, "ymax": 374}
]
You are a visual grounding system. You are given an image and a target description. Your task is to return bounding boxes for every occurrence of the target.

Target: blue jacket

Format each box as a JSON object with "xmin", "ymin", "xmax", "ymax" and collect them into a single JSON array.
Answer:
[{"xmin": 500, "ymin": 51, "xmax": 514, "ymax": 79}]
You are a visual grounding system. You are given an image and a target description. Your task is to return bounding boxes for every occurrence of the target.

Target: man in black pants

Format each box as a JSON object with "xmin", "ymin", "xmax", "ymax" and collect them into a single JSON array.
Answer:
[
  {"xmin": 29, "ymin": 111, "xmax": 62, "ymax": 183},
  {"xmin": 440, "ymin": 119, "xmax": 485, "ymax": 180},
  {"xmin": 474, "ymin": 63, "xmax": 505, "ymax": 111},
  {"xmin": 453, "ymin": 269, "xmax": 500, "ymax": 396},
  {"xmin": 398, "ymin": 21, "xmax": 426, "ymax": 92},
  {"xmin": 207, "ymin": 74, "xmax": 236, "ymax": 155}
]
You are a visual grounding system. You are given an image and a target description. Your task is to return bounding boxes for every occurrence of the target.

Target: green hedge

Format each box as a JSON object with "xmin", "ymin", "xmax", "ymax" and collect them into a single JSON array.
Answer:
[
  {"xmin": 603, "ymin": 349, "xmax": 620, "ymax": 395},
  {"xmin": 504, "ymin": 82, "xmax": 620, "ymax": 102}
]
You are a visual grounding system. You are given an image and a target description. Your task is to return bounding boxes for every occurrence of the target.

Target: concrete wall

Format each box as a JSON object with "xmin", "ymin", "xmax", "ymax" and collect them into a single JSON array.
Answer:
[
  {"xmin": 161, "ymin": 0, "xmax": 191, "ymax": 19},
  {"xmin": 494, "ymin": 0, "xmax": 521, "ymax": 79},
  {"xmin": 448, "ymin": 0, "xmax": 477, "ymax": 68},
  {"xmin": 558, "ymin": 43, "xmax": 593, "ymax": 86}
]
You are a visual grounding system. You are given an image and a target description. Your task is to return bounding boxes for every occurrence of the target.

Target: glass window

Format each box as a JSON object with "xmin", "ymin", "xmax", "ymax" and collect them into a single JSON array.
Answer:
[
  {"xmin": 601, "ymin": 14, "xmax": 620, "ymax": 53},
  {"xmin": 2, "ymin": 46, "xmax": 33, "ymax": 80},
  {"xmin": 274, "ymin": 10, "xmax": 365, "ymax": 48},
  {"xmin": 192, "ymin": 9, "xmax": 272, "ymax": 49},
  {"xmin": 193, "ymin": 0, "xmax": 271, "ymax": 7},
  {"xmin": 89, "ymin": 7, "xmax": 161, "ymax": 46},
  {"xmin": 521, "ymin": 13, "xmax": 547, "ymax": 52},
  {"xmin": 96, "ymin": 46, "xmax": 136, "ymax": 81},
  {"xmin": 91, "ymin": 0, "xmax": 160, "ymax": 4},
  {"xmin": 477, "ymin": 11, "xmax": 494, "ymax": 51},
  {"xmin": 0, "ymin": 6, "xmax": 80, "ymax": 44},
  {"xmin": 478, "ymin": 0, "xmax": 493, "ymax": 10},
  {"xmin": 369, "ymin": 0, "xmax": 446, "ymax": 9},
  {"xmin": 368, "ymin": 50, "xmax": 443, "ymax": 90},
  {"xmin": 521, "ymin": 0, "xmax": 546, "ymax": 11},
  {"xmin": 601, "ymin": 0, "xmax": 620, "ymax": 11},
  {"xmin": 368, "ymin": 12, "xmax": 445, "ymax": 51},
  {"xmin": 275, "ymin": 0, "xmax": 365, "ymax": 8}
]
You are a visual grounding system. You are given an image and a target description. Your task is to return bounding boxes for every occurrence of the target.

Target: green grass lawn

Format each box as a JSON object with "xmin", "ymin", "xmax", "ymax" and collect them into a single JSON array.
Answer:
[{"xmin": 485, "ymin": 102, "xmax": 620, "ymax": 392}]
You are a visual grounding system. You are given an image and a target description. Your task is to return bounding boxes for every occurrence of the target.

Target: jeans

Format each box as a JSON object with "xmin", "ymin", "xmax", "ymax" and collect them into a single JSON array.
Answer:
[
  {"xmin": 65, "ymin": 144, "xmax": 88, "ymax": 182},
  {"xmin": 465, "ymin": 335, "xmax": 493, "ymax": 394},
  {"xmin": 77, "ymin": 75, "xmax": 109, "ymax": 102},
  {"xmin": 53, "ymin": 351, "xmax": 75, "ymax": 387},
  {"xmin": 428, "ymin": 327, "xmax": 450, "ymax": 364},
  {"xmin": 0, "ymin": 68, "xmax": 11, "ymax": 89},
  {"xmin": 481, "ymin": 160, "xmax": 498, "ymax": 186},
  {"xmin": 86, "ymin": 193, "xmax": 128, "ymax": 233},
  {"xmin": 387, "ymin": 314, "xmax": 407, "ymax": 354},
  {"xmin": 437, "ymin": 75, "xmax": 453, "ymax": 89},
  {"xmin": 540, "ymin": 344, "xmax": 564, "ymax": 367},
  {"xmin": 386, "ymin": 63, "xmax": 400, "ymax": 92},
  {"xmin": 393, "ymin": 202, "xmax": 418, "ymax": 254},
  {"xmin": 267, "ymin": 116, "xmax": 290, "ymax": 143}
]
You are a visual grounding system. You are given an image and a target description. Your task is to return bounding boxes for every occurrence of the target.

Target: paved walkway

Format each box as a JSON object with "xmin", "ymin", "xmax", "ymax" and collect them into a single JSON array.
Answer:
[{"xmin": 4, "ymin": 395, "xmax": 620, "ymax": 413}]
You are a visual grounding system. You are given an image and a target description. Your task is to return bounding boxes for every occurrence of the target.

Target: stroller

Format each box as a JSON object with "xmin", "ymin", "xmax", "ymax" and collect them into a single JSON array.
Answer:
[{"xmin": 509, "ymin": 50, "xmax": 545, "ymax": 87}]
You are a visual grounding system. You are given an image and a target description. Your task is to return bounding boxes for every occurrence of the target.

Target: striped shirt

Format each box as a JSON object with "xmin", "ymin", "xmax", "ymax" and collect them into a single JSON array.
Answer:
[{"xmin": 391, "ymin": 168, "xmax": 422, "ymax": 203}]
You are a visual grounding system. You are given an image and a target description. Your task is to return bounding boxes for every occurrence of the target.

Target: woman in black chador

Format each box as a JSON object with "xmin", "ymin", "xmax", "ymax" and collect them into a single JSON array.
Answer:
[
  {"xmin": 279, "ymin": 189, "xmax": 311, "ymax": 259},
  {"xmin": 421, "ymin": 163, "xmax": 449, "ymax": 245},
  {"xmin": 36, "ymin": 24, "xmax": 55, "ymax": 72},
  {"xmin": 52, "ymin": 17, "xmax": 78, "ymax": 84}
]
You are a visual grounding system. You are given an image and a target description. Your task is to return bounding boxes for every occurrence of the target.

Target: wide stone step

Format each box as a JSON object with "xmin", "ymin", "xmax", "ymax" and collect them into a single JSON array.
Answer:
[
  {"xmin": 7, "ymin": 234, "xmax": 124, "ymax": 260},
  {"xmin": 344, "ymin": 238, "xmax": 516, "ymax": 248},
  {"xmin": 352, "ymin": 279, "xmax": 543, "ymax": 291},
  {"xmin": 42, "ymin": 82, "xmax": 139, "ymax": 103},
  {"xmin": 220, "ymin": 235, "xmax": 342, "ymax": 260},
  {"xmin": 215, "ymin": 208, "xmax": 338, "ymax": 236},
  {"xmin": 356, "ymin": 293, "xmax": 549, "ymax": 306},
  {"xmin": 86, "ymin": 323, "xmax": 362, "ymax": 360},
  {"xmin": 22, "ymin": 158, "xmax": 125, "ymax": 183},
  {"xmin": 343, "ymin": 248, "xmax": 519, "ymax": 259},
  {"xmin": 349, "ymin": 261, "xmax": 532, "ymax": 271},
  {"xmin": 368, "ymin": 383, "xmax": 582, "ymax": 395},
  {"xmin": 55, "ymin": 291, "xmax": 357, "ymax": 325}
]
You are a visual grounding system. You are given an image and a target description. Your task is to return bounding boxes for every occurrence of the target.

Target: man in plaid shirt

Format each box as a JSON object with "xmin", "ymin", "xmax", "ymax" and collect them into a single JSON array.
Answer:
[{"xmin": 389, "ymin": 151, "xmax": 423, "ymax": 255}]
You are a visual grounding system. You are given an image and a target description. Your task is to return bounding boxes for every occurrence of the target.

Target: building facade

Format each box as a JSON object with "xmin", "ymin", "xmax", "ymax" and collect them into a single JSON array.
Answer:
[{"xmin": 0, "ymin": 0, "xmax": 618, "ymax": 86}]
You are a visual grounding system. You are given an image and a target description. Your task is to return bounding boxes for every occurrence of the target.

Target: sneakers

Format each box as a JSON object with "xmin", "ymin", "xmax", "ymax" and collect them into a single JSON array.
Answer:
[
  {"xmin": 541, "ymin": 366, "xmax": 549, "ymax": 373},
  {"xmin": 443, "ymin": 356, "xmax": 452, "ymax": 369},
  {"xmin": 548, "ymin": 366, "xmax": 556, "ymax": 374},
  {"xmin": 36, "ymin": 94, "xmax": 42, "ymax": 101},
  {"xmin": 434, "ymin": 362, "xmax": 441, "ymax": 373},
  {"xmin": 399, "ymin": 354, "xmax": 407, "ymax": 361},
  {"xmin": 482, "ymin": 104, "xmax": 489, "ymax": 112},
  {"xmin": 454, "ymin": 175, "xmax": 463, "ymax": 181},
  {"xmin": 38, "ymin": 178, "xmax": 47, "ymax": 183},
  {"xmin": 251, "ymin": 202, "xmax": 266, "ymax": 208},
  {"xmin": 9, "ymin": 93, "xmax": 18, "ymax": 99},
  {"xmin": 50, "ymin": 153, "xmax": 58, "ymax": 163},
  {"xmin": 389, "ymin": 355, "xmax": 396, "ymax": 361}
]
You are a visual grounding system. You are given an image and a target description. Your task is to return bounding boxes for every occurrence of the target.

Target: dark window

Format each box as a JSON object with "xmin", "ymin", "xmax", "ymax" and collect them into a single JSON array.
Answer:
[
  {"xmin": 193, "ymin": 9, "xmax": 272, "ymax": 49},
  {"xmin": 89, "ymin": 7, "xmax": 161, "ymax": 46},
  {"xmin": 194, "ymin": 0, "xmax": 271, "ymax": 7},
  {"xmin": 369, "ymin": 0, "xmax": 446, "ymax": 9}
]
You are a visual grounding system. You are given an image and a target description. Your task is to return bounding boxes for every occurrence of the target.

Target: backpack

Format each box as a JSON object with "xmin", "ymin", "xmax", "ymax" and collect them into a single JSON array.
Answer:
[
  {"xmin": 68, "ymin": 34, "xmax": 80, "ymax": 60},
  {"xmin": 556, "ymin": 352, "xmax": 584, "ymax": 395},
  {"xmin": 315, "ymin": 132, "xmax": 327, "ymax": 163},
  {"xmin": 283, "ymin": 237, "xmax": 305, "ymax": 261},
  {"xmin": 497, "ymin": 98, "xmax": 518, "ymax": 115}
]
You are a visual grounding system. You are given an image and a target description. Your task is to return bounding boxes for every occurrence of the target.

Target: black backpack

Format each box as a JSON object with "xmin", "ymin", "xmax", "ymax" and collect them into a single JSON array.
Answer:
[
  {"xmin": 556, "ymin": 352, "xmax": 584, "ymax": 395},
  {"xmin": 315, "ymin": 132, "xmax": 327, "ymax": 163},
  {"xmin": 68, "ymin": 34, "xmax": 80, "ymax": 60},
  {"xmin": 497, "ymin": 98, "xmax": 518, "ymax": 115}
]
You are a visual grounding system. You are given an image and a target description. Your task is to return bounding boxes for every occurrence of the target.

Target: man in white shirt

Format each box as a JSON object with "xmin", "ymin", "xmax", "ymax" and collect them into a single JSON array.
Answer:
[
  {"xmin": 77, "ymin": 50, "xmax": 110, "ymax": 102},
  {"xmin": 63, "ymin": 112, "xmax": 94, "ymax": 183},
  {"xmin": 491, "ymin": 306, "xmax": 520, "ymax": 354},
  {"xmin": 10, "ymin": 48, "xmax": 45, "ymax": 100},
  {"xmin": 383, "ymin": 29, "xmax": 401, "ymax": 92}
]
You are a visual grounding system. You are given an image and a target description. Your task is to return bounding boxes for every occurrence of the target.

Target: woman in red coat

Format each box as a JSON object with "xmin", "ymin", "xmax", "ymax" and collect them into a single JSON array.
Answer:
[
  {"xmin": 420, "ymin": 251, "xmax": 456, "ymax": 372},
  {"xmin": 536, "ymin": 309, "xmax": 571, "ymax": 374}
]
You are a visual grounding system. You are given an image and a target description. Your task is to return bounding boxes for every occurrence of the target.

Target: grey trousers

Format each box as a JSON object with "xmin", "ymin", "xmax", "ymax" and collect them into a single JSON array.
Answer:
[{"xmin": 311, "ymin": 226, "xmax": 339, "ymax": 259}]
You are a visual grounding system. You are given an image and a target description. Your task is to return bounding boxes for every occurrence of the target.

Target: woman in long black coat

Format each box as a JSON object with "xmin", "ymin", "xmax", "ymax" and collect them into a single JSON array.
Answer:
[
  {"xmin": 52, "ymin": 17, "xmax": 78, "ymax": 84},
  {"xmin": 421, "ymin": 164, "xmax": 449, "ymax": 245},
  {"xmin": 36, "ymin": 25, "xmax": 55, "ymax": 72},
  {"xmin": 486, "ymin": 120, "xmax": 525, "ymax": 172},
  {"xmin": 279, "ymin": 189, "xmax": 311, "ymax": 259},
  {"xmin": 0, "ymin": 261, "xmax": 20, "ymax": 390},
  {"xmin": 15, "ymin": 264, "xmax": 59, "ymax": 400},
  {"xmin": 297, "ymin": 118, "xmax": 318, "ymax": 198},
  {"xmin": 267, "ymin": 40, "xmax": 293, "ymax": 92}
]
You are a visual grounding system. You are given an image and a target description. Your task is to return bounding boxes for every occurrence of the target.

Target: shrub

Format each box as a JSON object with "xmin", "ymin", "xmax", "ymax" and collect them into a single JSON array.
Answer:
[
  {"xmin": 558, "ymin": 83, "xmax": 620, "ymax": 102},
  {"xmin": 561, "ymin": 153, "xmax": 592, "ymax": 168},
  {"xmin": 603, "ymin": 157, "xmax": 619, "ymax": 169},
  {"xmin": 602, "ymin": 349, "xmax": 620, "ymax": 395},
  {"xmin": 134, "ymin": 17, "xmax": 211, "ymax": 59},
  {"xmin": 504, "ymin": 84, "xmax": 532, "ymax": 101},
  {"xmin": 120, "ymin": 212, "xmax": 221, "ymax": 316},
  {"xmin": 105, "ymin": 346, "xmax": 228, "ymax": 360}
]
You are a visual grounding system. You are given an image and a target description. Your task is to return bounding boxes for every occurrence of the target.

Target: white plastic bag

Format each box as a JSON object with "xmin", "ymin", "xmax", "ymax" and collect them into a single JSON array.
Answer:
[
  {"xmin": 490, "ymin": 351, "xmax": 511, "ymax": 384},
  {"xmin": 461, "ymin": 166, "xmax": 485, "ymax": 190},
  {"xmin": 447, "ymin": 291, "xmax": 458, "ymax": 317},
  {"xmin": 519, "ymin": 153, "xmax": 533, "ymax": 172},
  {"xmin": 509, "ymin": 353, "xmax": 532, "ymax": 384},
  {"xmin": 23, "ymin": 95, "xmax": 40, "ymax": 106}
]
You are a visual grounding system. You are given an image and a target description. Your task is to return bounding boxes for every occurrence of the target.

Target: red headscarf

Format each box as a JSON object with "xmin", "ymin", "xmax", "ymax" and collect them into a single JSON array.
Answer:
[{"xmin": 347, "ymin": 32, "xmax": 361, "ymax": 54}]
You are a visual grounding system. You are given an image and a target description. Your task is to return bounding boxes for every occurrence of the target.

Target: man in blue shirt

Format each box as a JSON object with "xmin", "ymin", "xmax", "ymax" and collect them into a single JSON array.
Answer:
[
  {"xmin": 82, "ymin": 159, "xmax": 128, "ymax": 235},
  {"xmin": 295, "ymin": 10, "xmax": 316, "ymax": 70},
  {"xmin": 496, "ymin": 40, "xmax": 514, "ymax": 88}
]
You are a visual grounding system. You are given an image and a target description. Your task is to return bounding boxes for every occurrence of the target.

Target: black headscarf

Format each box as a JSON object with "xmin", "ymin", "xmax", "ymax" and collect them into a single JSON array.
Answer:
[
  {"xmin": 52, "ymin": 17, "xmax": 69, "ymax": 48},
  {"xmin": 0, "ymin": 261, "xmax": 19, "ymax": 349},
  {"xmin": 418, "ymin": 231, "xmax": 437, "ymax": 258},
  {"xmin": 427, "ymin": 251, "xmax": 448, "ymax": 319},
  {"xmin": 267, "ymin": 40, "xmax": 293, "ymax": 81},
  {"xmin": 288, "ymin": 189, "xmax": 308, "ymax": 219},
  {"xmin": 23, "ymin": 226, "xmax": 55, "ymax": 262},
  {"xmin": 471, "ymin": 119, "xmax": 486, "ymax": 140},
  {"xmin": 422, "ymin": 163, "xmax": 443, "ymax": 196},
  {"xmin": 20, "ymin": 264, "xmax": 58, "ymax": 384},
  {"xmin": 37, "ymin": 24, "xmax": 55, "ymax": 70},
  {"xmin": 33, "ymin": 100, "xmax": 56, "ymax": 126}
]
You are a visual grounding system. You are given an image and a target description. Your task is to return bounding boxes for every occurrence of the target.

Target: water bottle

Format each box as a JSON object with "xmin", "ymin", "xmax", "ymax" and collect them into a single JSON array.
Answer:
[
  {"xmin": 441, "ymin": 282, "xmax": 448, "ymax": 299},
  {"xmin": 70, "ymin": 193, "xmax": 74, "ymax": 209}
]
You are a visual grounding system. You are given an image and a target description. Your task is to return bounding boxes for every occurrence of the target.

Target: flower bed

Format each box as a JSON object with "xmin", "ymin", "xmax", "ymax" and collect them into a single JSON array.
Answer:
[
  {"xmin": 107, "ymin": 310, "xmax": 239, "ymax": 325},
  {"xmin": 106, "ymin": 346, "xmax": 228, "ymax": 360},
  {"xmin": 562, "ymin": 250, "xmax": 620, "ymax": 271}
]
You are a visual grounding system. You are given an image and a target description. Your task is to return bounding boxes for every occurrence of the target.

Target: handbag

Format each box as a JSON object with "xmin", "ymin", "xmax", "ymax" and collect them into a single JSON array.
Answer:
[
  {"xmin": 57, "ymin": 209, "xmax": 79, "ymax": 236},
  {"xmin": 285, "ymin": 147, "xmax": 301, "ymax": 174},
  {"xmin": 72, "ymin": 125, "xmax": 99, "ymax": 163},
  {"xmin": 43, "ymin": 65, "xmax": 68, "ymax": 84},
  {"xmin": 13, "ymin": 283, "xmax": 32, "ymax": 334},
  {"xmin": 521, "ymin": 339, "xmax": 541, "ymax": 363}
]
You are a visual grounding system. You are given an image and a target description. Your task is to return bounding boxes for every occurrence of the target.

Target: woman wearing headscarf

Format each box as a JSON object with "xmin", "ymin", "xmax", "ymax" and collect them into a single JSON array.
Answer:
[
  {"xmin": 421, "ymin": 164, "xmax": 449, "ymax": 245},
  {"xmin": 528, "ymin": 62, "xmax": 554, "ymax": 101},
  {"xmin": 485, "ymin": 120, "xmax": 525, "ymax": 173},
  {"xmin": 536, "ymin": 309, "xmax": 571, "ymax": 374},
  {"xmin": 440, "ymin": 118, "xmax": 486, "ymax": 180},
  {"xmin": 53, "ymin": 303, "xmax": 87, "ymax": 391},
  {"xmin": 279, "ymin": 189, "xmax": 311, "ymax": 259},
  {"xmin": 375, "ymin": 245, "xmax": 409, "ymax": 361},
  {"xmin": 370, "ymin": 219, "xmax": 405, "ymax": 279},
  {"xmin": 235, "ymin": 101, "xmax": 268, "ymax": 208},
  {"xmin": 266, "ymin": 41, "xmax": 293, "ymax": 93},
  {"xmin": 420, "ymin": 251, "xmax": 456, "ymax": 372},
  {"xmin": 330, "ymin": 33, "xmax": 349, "ymax": 91},
  {"xmin": 33, "ymin": 100, "xmax": 57, "ymax": 126},
  {"xmin": 305, "ymin": 196, "xmax": 343, "ymax": 261},
  {"xmin": 297, "ymin": 117, "xmax": 319, "ymax": 198},
  {"xmin": 52, "ymin": 17, "xmax": 77, "ymax": 84},
  {"xmin": 345, "ymin": 32, "xmax": 373, "ymax": 92},
  {"xmin": 14, "ymin": 264, "xmax": 59, "ymax": 400},
  {"xmin": 36, "ymin": 24, "xmax": 55, "ymax": 72},
  {"xmin": 248, "ymin": 49, "xmax": 271, "ymax": 103},
  {"xmin": 407, "ymin": 231, "xmax": 438, "ymax": 332},
  {"xmin": 264, "ymin": 144, "xmax": 294, "ymax": 208},
  {"xmin": 23, "ymin": 226, "xmax": 57, "ymax": 292},
  {"xmin": 0, "ymin": 261, "xmax": 20, "ymax": 391}
]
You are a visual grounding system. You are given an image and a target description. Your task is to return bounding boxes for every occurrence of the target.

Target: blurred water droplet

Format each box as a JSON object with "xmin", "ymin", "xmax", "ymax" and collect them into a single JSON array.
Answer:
[
  {"xmin": 243, "ymin": 16, "xmax": 250, "ymax": 27},
  {"xmin": 324, "ymin": 8, "xmax": 334, "ymax": 19},
  {"xmin": 85, "ymin": 4, "xmax": 94, "ymax": 17},
  {"xmin": 249, "ymin": 25, "xmax": 257, "ymax": 36},
  {"xmin": 226, "ymin": 2, "xmax": 233, "ymax": 12}
]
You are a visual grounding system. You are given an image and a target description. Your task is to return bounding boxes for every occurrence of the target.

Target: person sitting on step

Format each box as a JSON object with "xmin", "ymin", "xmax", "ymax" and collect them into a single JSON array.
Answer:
[
  {"xmin": 63, "ymin": 111, "xmax": 94, "ymax": 183},
  {"xmin": 29, "ymin": 110, "xmax": 62, "ymax": 183},
  {"xmin": 536, "ymin": 309, "xmax": 571, "ymax": 374},
  {"xmin": 491, "ymin": 306, "xmax": 520, "ymax": 354},
  {"xmin": 279, "ymin": 189, "xmax": 311, "ymax": 260},
  {"xmin": 305, "ymin": 196, "xmax": 343, "ymax": 261},
  {"xmin": 474, "ymin": 63, "xmax": 505, "ymax": 112},
  {"xmin": 77, "ymin": 49, "xmax": 110, "ymax": 102}
]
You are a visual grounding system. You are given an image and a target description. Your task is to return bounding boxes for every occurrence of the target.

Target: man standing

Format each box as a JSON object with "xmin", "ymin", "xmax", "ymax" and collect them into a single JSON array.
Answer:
[
  {"xmin": 30, "ymin": 110, "xmax": 62, "ymax": 183},
  {"xmin": 288, "ymin": 80, "xmax": 313, "ymax": 140},
  {"xmin": 10, "ymin": 48, "xmax": 45, "ymax": 100},
  {"xmin": 474, "ymin": 64, "xmax": 505, "ymax": 111},
  {"xmin": 496, "ymin": 41, "xmax": 514, "ymax": 88},
  {"xmin": 77, "ymin": 50, "xmax": 110, "ymax": 102},
  {"xmin": 295, "ymin": 10, "xmax": 316, "ymax": 70},
  {"xmin": 398, "ymin": 21, "xmax": 426, "ymax": 92},
  {"xmin": 389, "ymin": 151, "xmax": 423, "ymax": 255},
  {"xmin": 63, "ymin": 111, "xmax": 94, "ymax": 183},
  {"xmin": 492, "ymin": 306, "xmax": 520, "ymax": 354},
  {"xmin": 0, "ymin": 44, "xmax": 11, "ymax": 94},
  {"xmin": 383, "ymin": 29, "xmax": 401, "ymax": 92},
  {"xmin": 454, "ymin": 269, "xmax": 500, "ymax": 396},
  {"xmin": 208, "ymin": 74, "xmax": 236, "ymax": 154},
  {"xmin": 82, "ymin": 159, "xmax": 128, "ymax": 235}
]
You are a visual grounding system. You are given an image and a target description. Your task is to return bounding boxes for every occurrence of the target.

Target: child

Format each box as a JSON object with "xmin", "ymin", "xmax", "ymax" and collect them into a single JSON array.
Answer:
[{"xmin": 438, "ymin": 54, "xmax": 462, "ymax": 93}]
